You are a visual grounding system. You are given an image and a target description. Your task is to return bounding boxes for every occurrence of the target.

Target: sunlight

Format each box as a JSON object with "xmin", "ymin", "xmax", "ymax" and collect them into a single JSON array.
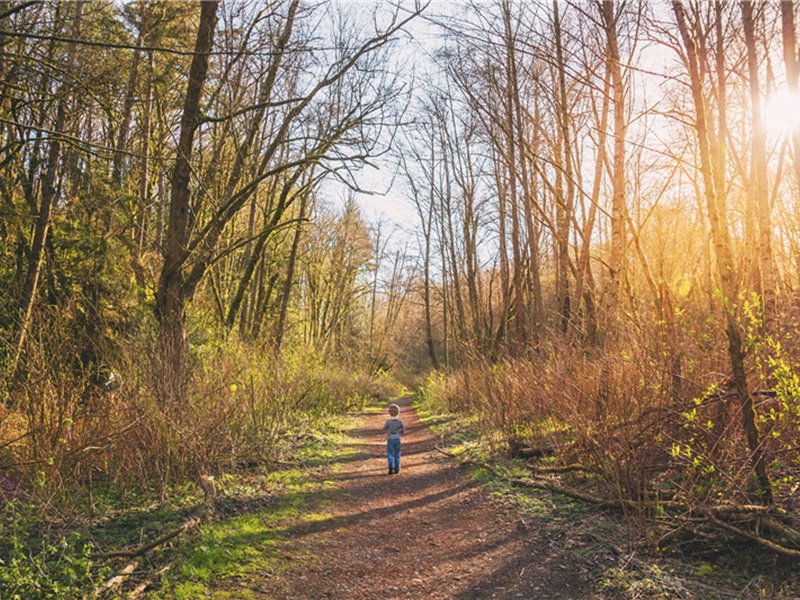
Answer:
[{"xmin": 764, "ymin": 88, "xmax": 800, "ymax": 135}]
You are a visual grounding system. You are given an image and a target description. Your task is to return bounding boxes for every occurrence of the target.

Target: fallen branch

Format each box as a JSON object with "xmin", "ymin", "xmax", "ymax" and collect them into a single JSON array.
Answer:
[
  {"xmin": 762, "ymin": 517, "xmax": 800, "ymax": 547},
  {"xmin": 527, "ymin": 462, "xmax": 601, "ymax": 476},
  {"xmin": 87, "ymin": 560, "xmax": 138, "ymax": 599},
  {"xmin": 707, "ymin": 512, "xmax": 800, "ymax": 558},
  {"xmin": 434, "ymin": 445, "xmax": 459, "ymax": 458},
  {"xmin": 93, "ymin": 516, "xmax": 200, "ymax": 560},
  {"xmin": 510, "ymin": 473, "xmax": 623, "ymax": 510}
]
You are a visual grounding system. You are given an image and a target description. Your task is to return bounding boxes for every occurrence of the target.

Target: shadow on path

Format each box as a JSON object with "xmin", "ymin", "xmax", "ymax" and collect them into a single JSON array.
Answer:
[{"xmin": 222, "ymin": 393, "xmax": 597, "ymax": 600}]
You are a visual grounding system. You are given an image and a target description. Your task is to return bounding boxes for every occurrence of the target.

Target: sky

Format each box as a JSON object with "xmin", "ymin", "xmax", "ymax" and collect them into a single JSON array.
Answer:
[{"xmin": 319, "ymin": 1, "xmax": 453, "ymax": 232}]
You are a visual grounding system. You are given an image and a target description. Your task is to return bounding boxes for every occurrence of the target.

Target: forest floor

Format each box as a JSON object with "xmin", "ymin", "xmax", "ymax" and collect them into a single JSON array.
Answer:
[{"xmin": 144, "ymin": 395, "xmax": 800, "ymax": 600}]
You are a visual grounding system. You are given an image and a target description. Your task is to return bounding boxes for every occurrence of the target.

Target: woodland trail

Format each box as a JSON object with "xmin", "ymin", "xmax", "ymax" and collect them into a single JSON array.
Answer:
[{"xmin": 234, "ymin": 395, "xmax": 597, "ymax": 599}]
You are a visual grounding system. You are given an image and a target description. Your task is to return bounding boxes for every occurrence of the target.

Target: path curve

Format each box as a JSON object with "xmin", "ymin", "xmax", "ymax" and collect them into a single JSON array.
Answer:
[{"xmin": 253, "ymin": 395, "xmax": 595, "ymax": 599}]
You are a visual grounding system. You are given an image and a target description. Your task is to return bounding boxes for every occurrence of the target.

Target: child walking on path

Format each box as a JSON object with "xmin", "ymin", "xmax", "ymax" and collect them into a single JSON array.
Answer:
[{"xmin": 382, "ymin": 403, "xmax": 405, "ymax": 475}]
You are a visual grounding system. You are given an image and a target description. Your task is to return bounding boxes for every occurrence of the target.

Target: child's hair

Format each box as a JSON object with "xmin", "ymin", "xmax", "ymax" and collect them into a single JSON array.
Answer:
[{"xmin": 388, "ymin": 403, "xmax": 399, "ymax": 416}]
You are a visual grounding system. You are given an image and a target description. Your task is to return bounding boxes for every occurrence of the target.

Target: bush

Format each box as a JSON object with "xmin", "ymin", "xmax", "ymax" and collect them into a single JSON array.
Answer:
[
  {"xmin": 418, "ymin": 325, "xmax": 800, "ymax": 512},
  {"xmin": 2, "ymin": 328, "xmax": 395, "ymax": 502}
]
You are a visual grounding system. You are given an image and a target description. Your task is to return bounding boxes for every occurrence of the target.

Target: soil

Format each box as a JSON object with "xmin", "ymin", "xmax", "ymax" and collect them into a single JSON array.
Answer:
[{"xmin": 229, "ymin": 395, "xmax": 604, "ymax": 599}]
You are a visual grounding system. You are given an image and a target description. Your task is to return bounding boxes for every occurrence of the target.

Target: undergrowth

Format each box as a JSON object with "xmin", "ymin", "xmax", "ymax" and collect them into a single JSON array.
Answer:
[
  {"xmin": 416, "ymin": 389, "xmax": 800, "ymax": 599},
  {"xmin": 0, "ymin": 362, "xmax": 399, "ymax": 599}
]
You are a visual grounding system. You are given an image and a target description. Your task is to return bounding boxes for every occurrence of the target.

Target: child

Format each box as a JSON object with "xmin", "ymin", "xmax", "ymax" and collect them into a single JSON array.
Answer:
[{"xmin": 382, "ymin": 403, "xmax": 405, "ymax": 475}]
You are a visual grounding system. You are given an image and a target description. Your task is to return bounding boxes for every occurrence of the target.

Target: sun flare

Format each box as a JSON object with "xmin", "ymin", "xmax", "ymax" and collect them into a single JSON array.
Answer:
[{"xmin": 765, "ymin": 88, "xmax": 800, "ymax": 135}]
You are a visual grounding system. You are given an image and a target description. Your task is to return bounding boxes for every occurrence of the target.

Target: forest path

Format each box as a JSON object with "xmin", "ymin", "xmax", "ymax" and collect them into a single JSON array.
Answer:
[{"xmin": 236, "ymin": 395, "xmax": 596, "ymax": 599}]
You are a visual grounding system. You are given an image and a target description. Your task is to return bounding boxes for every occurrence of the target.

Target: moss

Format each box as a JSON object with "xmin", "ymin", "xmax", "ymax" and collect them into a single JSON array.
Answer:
[{"xmin": 696, "ymin": 563, "xmax": 714, "ymax": 578}]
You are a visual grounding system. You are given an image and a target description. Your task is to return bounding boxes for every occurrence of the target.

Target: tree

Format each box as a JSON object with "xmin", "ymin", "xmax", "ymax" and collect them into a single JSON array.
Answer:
[
  {"xmin": 155, "ymin": 0, "xmax": 219, "ymax": 382},
  {"xmin": 598, "ymin": 0, "xmax": 627, "ymax": 321},
  {"xmin": 12, "ymin": 2, "xmax": 84, "ymax": 378},
  {"xmin": 154, "ymin": 1, "xmax": 423, "ymax": 379},
  {"xmin": 741, "ymin": 0, "xmax": 776, "ymax": 317},
  {"xmin": 672, "ymin": 0, "xmax": 772, "ymax": 502}
]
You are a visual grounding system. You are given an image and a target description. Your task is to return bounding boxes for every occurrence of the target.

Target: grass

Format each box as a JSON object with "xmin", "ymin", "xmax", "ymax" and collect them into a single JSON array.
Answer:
[
  {"xmin": 0, "ymin": 403, "xmax": 378, "ymax": 600},
  {"xmin": 150, "ymin": 411, "xmax": 372, "ymax": 598}
]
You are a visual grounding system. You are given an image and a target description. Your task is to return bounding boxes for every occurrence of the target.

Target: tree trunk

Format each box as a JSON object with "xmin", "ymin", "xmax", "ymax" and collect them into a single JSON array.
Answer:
[
  {"xmin": 554, "ymin": 0, "xmax": 573, "ymax": 334},
  {"xmin": 155, "ymin": 0, "xmax": 219, "ymax": 384},
  {"xmin": 601, "ymin": 0, "xmax": 627, "ymax": 320},
  {"xmin": 781, "ymin": 3, "xmax": 800, "ymax": 202},
  {"xmin": 112, "ymin": 2, "xmax": 149, "ymax": 185},
  {"xmin": 742, "ymin": 0, "xmax": 776, "ymax": 317},
  {"xmin": 417, "ymin": 138, "xmax": 439, "ymax": 368},
  {"xmin": 673, "ymin": 0, "xmax": 772, "ymax": 502},
  {"xmin": 273, "ymin": 188, "xmax": 309, "ymax": 351},
  {"xmin": 502, "ymin": 0, "xmax": 527, "ymax": 345},
  {"xmin": 576, "ymin": 66, "xmax": 609, "ymax": 346},
  {"xmin": 136, "ymin": 51, "xmax": 153, "ymax": 260}
]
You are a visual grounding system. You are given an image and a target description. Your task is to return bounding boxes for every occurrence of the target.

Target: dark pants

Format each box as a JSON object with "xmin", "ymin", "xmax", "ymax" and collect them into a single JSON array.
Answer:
[{"xmin": 387, "ymin": 438, "xmax": 401, "ymax": 472}]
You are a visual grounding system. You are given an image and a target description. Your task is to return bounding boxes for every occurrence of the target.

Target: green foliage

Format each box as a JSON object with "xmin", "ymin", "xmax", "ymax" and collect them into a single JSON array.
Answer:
[{"xmin": 0, "ymin": 504, "xmax": 108, "ymax": 600}]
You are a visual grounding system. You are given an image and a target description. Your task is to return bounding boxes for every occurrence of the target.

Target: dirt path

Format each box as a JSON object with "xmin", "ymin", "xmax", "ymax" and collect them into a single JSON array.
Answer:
[{"xmin": 245, "ymin": 395, "xmax": 597, "ymax": 599}]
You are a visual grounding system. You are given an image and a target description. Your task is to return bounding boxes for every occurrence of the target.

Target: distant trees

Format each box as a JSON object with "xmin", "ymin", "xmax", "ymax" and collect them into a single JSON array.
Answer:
[{"xmin": 404, "ymin": 0, "xmax": 637, "ymax": 355}]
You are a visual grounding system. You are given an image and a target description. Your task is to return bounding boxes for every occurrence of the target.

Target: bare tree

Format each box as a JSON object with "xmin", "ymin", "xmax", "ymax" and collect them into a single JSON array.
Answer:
[{"xmin": 12, "ymin": 2, "xmax": 84, "ymax": 377}]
